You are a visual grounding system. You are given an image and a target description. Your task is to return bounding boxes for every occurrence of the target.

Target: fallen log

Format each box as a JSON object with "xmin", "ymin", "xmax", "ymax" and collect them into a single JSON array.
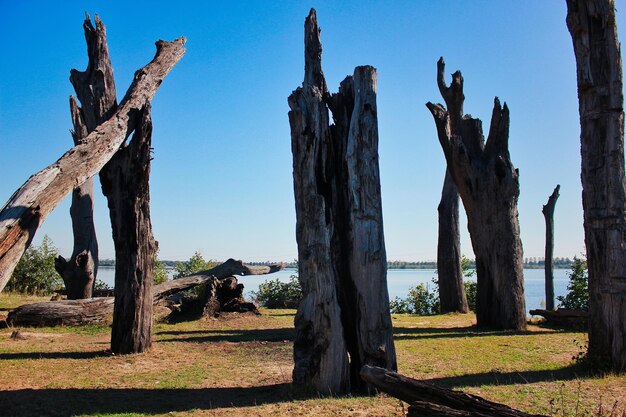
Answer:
[
  {"xmin": 0, "ymin": 35, "xmax": 186, "ymax": 294},
  {"xmin": 529, "ymin": 308, "xmax": 588, "ymax": 326},
  {"xmin": 360, "ymin": 365, "xmax": 547, "ymax": 417},
  {"xmin": 5, "ymin": 259, "xmax": 284, "ymax": 327}
]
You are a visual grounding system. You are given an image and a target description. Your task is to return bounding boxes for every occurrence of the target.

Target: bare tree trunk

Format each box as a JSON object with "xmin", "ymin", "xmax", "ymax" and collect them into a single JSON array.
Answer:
[
  {"xmin": 426, "ymin": 58, "xmax": 526, "ymax": 330},
  {"xmin": 566, "ymin": 0, "xmax": 626, "ymax": 371},
  {"xmin": 542, "ymin": 185, "xmax": 560, "ymax": 311},
  {"xmin": 288, "ymin": 9, "xmax": 350, "ymax": 394},
  {"xmin": 101, "ymin": 105, "xmax": 156, "ymax": 354},
  {"xmin": 0, "ymin": 36, "xmax": 186, "ymax": 294},
  {"xmin": 54, "ymin": 15, "xmax": 118, "ymax": 299},
  {"xmin": 437, "ymin": 170, "xmax": 468, "ymax": 313},
  {"xmin": 289, "ymin": 9, "xmax": 396, "ymax": 393}
]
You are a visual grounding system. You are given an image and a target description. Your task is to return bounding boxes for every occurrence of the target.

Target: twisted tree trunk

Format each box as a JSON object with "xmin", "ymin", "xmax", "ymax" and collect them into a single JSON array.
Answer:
[
  {"xmin": 426, "ymin": 58, "xmax": 526, "ymax": 330},
  {"xmin": 566, "ymin": 0, "xmax": 626, "ymax": 371},
  {"xmin": 54, "ymin": 15, "xmax": 118, "ymax": 299},
  {"xmin": 437, "ymin": 170, "xmax": 468, "ymax": 313},
  {"xmin": 542, "ymin": 185, "xmax": 560, "ymax": 311},
  {"xmin": 0, "ymin": 35, "xmax": 186, "ymax": 294},
  {"xmin": 289, "ymin": 9, "xmax": 396, "ymax": 394}
]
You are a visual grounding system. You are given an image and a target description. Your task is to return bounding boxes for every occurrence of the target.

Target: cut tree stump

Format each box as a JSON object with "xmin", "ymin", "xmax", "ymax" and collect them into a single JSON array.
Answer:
[
  {"xmin": 5, "ymin": 259, "xmax": 283, "ymax": 327},
  {"xmin": 0, "ymin": 35, "xmax": 186, "ymax": 294},
  {"xmin": 360, "ymin": 365, "xmax": 547, "ymax": 417}
]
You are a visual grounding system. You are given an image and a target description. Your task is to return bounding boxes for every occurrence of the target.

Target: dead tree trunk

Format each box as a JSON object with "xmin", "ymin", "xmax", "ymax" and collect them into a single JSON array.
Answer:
[
  {"xmin": 542, "ymin": 185, "xmax": 560, "ymax": 311},
  {"xmin": 566, "ymin": 0, "xmax": 626, "ymax": 371},
  {"xmin": 289, "ymin": 9, "xmax": 396, "ymax": 394},
  {"xmin": 101, "ymin": 105, "xmax": 156, "ymax": 354},
  {"xmin": 288, "ymin": 9, "xmax": 350, "ymax": 394},
  {"xmin": 426, "ymin": 58, "xmax": 526, "ymax": 330},
  {"xmin": 0, "ymin": 36, "xmax": 186, "ymax": 294},
  {"xmin": 6, "ymin": 259, "xmax": 284, "ymax": 327},
  {"xmin": 360, "ymin": 365, "xmax": 547, "ymax": 417},
  {"xmin": 54, "ymin": 15, "xmax": 118, "ymax": 299},
  {"xmin": 437, "ymin": 170, "xmax": 468, "ymax": 314}
]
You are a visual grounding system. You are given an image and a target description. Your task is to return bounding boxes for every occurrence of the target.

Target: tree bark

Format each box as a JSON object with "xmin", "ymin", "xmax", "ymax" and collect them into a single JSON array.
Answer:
[
  {"xmin": 289, "ymin": 9, "xmax": 396, "ymax": 393},
  {"xmin": 288, "ymin": 9, "xmax": 350, "ymax": 394},
  {"xmin": 566, "ymin": 0, "xmax": 626, "ymax": 373},
  {"xmin": 542, "ymin": 185, "xmax": 560, "ymax": 311},
  {"xmin": 54, "ymin": 15, "xmax": 118, "ymax": 299},
  {"xmin": 360, "ymin": 365, "xmax": 547, "ymax": 417},
  {"xmin": 529, "ymin": 308, "xmax": 588, "ymax": 326},
  {"xmin": 0, "ymin": 35, "xmax": 186, "ymax": 294},
  {"xmin": 100, "ymin": 105, "xmax": 155, "ymax": 354},
  {"xmin": 426, "ymin": 58, "xmax": 526, "ymax": 330},
  {"xmin": 437, "ymin": 169, "xmax": 469, "ymax": 314},
  {"xmin": 5, "ymin": 259, "xmax": 283, "ymax": 327}
]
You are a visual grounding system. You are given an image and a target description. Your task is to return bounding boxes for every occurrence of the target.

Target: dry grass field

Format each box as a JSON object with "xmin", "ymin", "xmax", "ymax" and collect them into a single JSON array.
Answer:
[{"xmin": 0, "ymin": 293, "xmax": 624, "ymax": 417}]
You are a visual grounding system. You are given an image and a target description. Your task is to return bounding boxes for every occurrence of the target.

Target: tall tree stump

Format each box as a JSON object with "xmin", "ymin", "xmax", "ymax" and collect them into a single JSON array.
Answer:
[
  {"xmin": 542, "ymin": 185, "xmax": 560, "ymax": 311},
  {"xmin": 566, "ymin": 0, "xmax": 626, "ymax": 371},
  {"xmin": 54, "ymin": 15, "xmax": 118, "ymax": 299},
  {"xmin": 101, "ymin": 105, "xmax": 156, "ymax": 354},
  {"xmin": 427, "ymin": 58, "xmax": 526, "ymax": 330},
  {"xmin": 437, "ymin": 170, "xmax": 468, "ymax": 313},
  {"xmin": 289, "ymin": 9, "xmax": 396, "ymax": 394}
]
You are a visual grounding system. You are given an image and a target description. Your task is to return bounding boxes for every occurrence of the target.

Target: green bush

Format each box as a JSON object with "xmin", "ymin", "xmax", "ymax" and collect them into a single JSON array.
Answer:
[
  {"xmin": 464, "ymin": 281, "xmax": 477, "ymax": 312},
  {"xmin": 7, "ymin": 235, "xmax": 62, "ymax": 295},
  {"xmin": 173, "ymin": 251, "xmax": 217, "ymax": 279},
  {"xmin": 557, "ymin": 256, "xmax": 588, "ymax": 310},
  {"xmin": 253, "ymin": 274, "xmax": 302, "ymax": 308},
  {"xmin": 153, "ymin": 250, "xmax": 169, "ymax": 285},
  {"xmin": 390, "ymin": 283, "xmax": 439, "ymax": 315}
]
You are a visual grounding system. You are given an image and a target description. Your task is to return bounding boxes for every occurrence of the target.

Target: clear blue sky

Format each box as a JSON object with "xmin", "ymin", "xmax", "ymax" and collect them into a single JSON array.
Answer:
[{"xmin": 1, "ymin": 1, "xmax": 623, "ymax": 262}]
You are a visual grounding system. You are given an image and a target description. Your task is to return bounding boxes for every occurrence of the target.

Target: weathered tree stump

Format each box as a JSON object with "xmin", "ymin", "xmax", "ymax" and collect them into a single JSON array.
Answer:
[
  {"xmin": 54, "ymin": 15, "xmax": 117, "ymax": 300},
  {"xmin": 101, "ymin": 105, "xmax": 156, "ymax": 354},
  {"xmin": 426, "ymin": 58, "xmax": 526, "ymax": 330},
  {"xmin": 566, "ymin": 0, "xmax": 626, "ymax": 372},
  {"xmin": 289, "ymin": 9, "xmax": 396, "ymax": 394},
  {"xmin": 0, "ymin": 34, "xmax": 186, "ymax": 294},
  {"xmin": 542, "ymin": 185, "xmax": 560, "ymax": 311},
  {"xmin": 437, "ymin": 170, "xmax": 468, "ymax": 314}
]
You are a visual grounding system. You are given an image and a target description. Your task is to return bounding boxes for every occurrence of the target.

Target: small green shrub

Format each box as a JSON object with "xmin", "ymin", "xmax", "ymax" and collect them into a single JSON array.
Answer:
[
  {"xmin": 173, "ymin": 251, "xmax": 218, "ymax": 298},
  {"xmin": 464, "ymin": 281, "xmax": 477, "ymax": 312},
  {"xmin": 253, "ymin": 274, "xmax": 302, "ymax": 308},
  {"xmin": 153, "ymin": 250, "xmax": 169, "ymax": 285},
  {"xmin": 557, "ymin": 256, "xmax": 588, "ymax": 310},
  {"xmin": 390, "ymin": 283, "xmax": 439, "ymax": 315},
  {"xmin": 7, "ymin": 235, "xmax": 62, "ymax": 295}
]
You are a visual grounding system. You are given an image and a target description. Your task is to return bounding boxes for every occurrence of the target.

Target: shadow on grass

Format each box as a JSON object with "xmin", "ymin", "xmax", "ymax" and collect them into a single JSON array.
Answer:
[
  {"xmin": 0, "ymin": 350, "xmax": 109, "ymax": 360},
  {"xmin": 0, "ymin": 383, "xmax": 296, "ymax": 416},
  {"xmin": 425, "ymin": 362, "xmax": 594, "ymax": 389},
  {"xmin": 156, "ymin": 327, "xmax": 295, "ymax": 343},
  {"xmin": 393, "ymin": 326, "xmax": 574, "ymax": 340}
]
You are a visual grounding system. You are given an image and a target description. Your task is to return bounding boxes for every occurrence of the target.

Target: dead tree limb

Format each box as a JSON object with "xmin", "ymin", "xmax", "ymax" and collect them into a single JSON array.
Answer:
[
  {"xmin": 5, "ymin": 259, "xmax": 284, "ymax": 327},
  {"xmin": 360, "ymin": 365, "xmax": 547, "ymax": 417},
  {"xmin": 0, "ymin": 36, "xmax": 186, "ymax": 293},
  {"xmin": 542, "ymin": 185, "xmax": 560, "ymax": 311}
]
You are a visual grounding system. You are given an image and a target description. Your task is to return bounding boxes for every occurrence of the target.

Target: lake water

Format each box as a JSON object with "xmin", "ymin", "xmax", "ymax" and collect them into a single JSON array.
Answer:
[{"xmin": 97, "ymin": 267, "xmax": 569, "ymax": 314}]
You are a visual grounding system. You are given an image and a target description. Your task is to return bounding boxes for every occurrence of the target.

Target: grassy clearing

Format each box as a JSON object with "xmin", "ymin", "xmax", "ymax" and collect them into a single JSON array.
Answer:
[{"xmin": 0, "ymin": 294, "xmax": 624, "ymax": 417}]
